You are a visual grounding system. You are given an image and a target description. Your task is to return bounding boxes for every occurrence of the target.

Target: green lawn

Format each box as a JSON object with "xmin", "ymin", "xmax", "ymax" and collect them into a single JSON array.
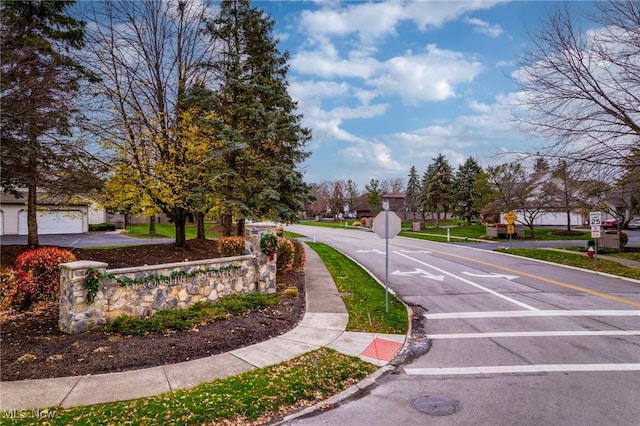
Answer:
[
  {"xmin": 307, "ymin": 242, "xmax": 408, "ymax": 334},
  {"xmin": 18, "ymin": 348, "xmax": 375, "ymax": 425},
  {"xmin": 124, "ymin": 222, "xmax": 221, "ymax": 239}
]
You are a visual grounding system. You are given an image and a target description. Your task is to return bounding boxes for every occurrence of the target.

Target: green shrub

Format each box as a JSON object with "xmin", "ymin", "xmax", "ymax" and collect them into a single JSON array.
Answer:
[
  {"xmin": 352, "ymin": 221, "xmax": 362, "ymax": 227},
  {"xmin": 89, "ymin": 223, "xmax": 117, "ymax": 232},
  {"xmin": 217, "ymin": 236, "xmax": 246, "ymax": 257},
  {"xmin": 276, "ymin": 237, "xmax": 295, "ymax": 272},
  {"xmin": 106, "ymin": 294, "xmax": 279, "ymax": 335},
  {"xmin": 12, "ymin": 247, "xmax": 77, "ymax": 310}
]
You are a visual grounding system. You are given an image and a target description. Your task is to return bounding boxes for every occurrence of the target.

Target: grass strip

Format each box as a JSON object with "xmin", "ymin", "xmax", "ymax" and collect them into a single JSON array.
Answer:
[
  {"xmin": 11, "ymin": 348, "xmax": 376, "ymax": 426},
  {"xmin": 497, "ymin": 248, "xmax": 640, "ymax": 281},
  {"xmin": 306, "ymin": 242, "xmax": 408, "ymax": 334}
]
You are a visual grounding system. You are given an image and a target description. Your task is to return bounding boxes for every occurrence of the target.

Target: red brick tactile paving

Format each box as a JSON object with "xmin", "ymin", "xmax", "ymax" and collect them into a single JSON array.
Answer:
[{"xmin": 360, "ymin": 338, "xmax": 403, "ymax": 361}]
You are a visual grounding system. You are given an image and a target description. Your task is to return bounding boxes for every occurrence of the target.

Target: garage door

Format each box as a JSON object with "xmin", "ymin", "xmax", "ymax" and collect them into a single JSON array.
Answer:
[{"xmin": 18, "ymin": 210, "xmax": 83, "ymax": 235}]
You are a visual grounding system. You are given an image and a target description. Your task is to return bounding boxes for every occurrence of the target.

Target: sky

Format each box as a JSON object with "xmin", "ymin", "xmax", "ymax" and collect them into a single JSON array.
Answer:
[{"xmin": 253, "ymin": 0, "xmax": 598, "ymax": 190}]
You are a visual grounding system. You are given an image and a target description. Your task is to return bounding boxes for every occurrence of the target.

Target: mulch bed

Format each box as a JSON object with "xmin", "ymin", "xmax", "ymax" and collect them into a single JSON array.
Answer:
[{"xmin": 0, "ymin": 239, "xmax": 305, "ymax": 381}]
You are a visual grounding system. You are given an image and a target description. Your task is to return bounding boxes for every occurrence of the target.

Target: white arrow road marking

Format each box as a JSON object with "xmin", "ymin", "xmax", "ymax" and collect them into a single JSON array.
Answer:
[
  {"xmin": 398, "ymin": 250, "xmax": 432, "ymax": 254},
  {"xmin": 356, "ymin": 249, "xmax": 385, "ymax": 254},
  {"xmin": 391, "ymin": 268, "xmax": 444, "ymax": 282},
  {"xmin": 461, "ymin": 272, "xmax": 519, "ymax": 280},
  {"xmin": 394, "ymin": 251, "xmax": 539, "ymax": 311}
]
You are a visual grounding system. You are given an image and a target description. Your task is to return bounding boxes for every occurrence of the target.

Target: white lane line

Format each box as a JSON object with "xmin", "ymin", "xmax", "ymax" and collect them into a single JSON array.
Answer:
[
  {"xmin": 428, "ymin": 330, "xmax": 640, "ymax": 339},
  {"xmin": 424, "ymin": 310, "xmax": 640, "ymax": 319},
  {"xmin": 405, "ymin": 363, "xmax": 640, "ymax": 376},
  {"xmin": 394, "ymin": 251, "xmax": 538, "ymax": 311}
]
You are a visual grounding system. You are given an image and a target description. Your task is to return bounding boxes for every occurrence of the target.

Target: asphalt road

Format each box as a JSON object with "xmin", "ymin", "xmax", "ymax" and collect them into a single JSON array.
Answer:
[
  {"xmin": 283, "ymin": 224, "xmax": 640, "ymax": 426},
  {"xmin": 0, "ymin": 232, "xmax": 173, "ymax": 248}
]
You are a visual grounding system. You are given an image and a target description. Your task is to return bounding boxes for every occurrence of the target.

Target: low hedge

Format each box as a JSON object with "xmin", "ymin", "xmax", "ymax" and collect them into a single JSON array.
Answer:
[{"xmin": 89, "ymin": 223, "xmax": 117, "ymax": 232}]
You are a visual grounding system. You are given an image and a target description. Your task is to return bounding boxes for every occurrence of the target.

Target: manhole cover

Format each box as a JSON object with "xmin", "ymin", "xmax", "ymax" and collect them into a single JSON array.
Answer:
[{"xmin": 411, "ymin": 395, "xmax": 459, "ymax": 416}]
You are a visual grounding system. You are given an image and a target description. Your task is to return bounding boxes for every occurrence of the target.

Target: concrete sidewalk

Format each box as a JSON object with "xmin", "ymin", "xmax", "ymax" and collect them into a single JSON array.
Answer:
[{"xmin": 0, "ymin": 247, "xmax": 407, "ymax": 411}]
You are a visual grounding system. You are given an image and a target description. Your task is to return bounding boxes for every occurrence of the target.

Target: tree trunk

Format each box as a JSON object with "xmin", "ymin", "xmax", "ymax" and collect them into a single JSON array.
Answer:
[
  {"xmin": 566, "ymin": 209, "xmax": 572, "ymax": 232},
  {"xmin": 222, "ymin": 211, "xmax": 233, "ymax": 237},
  {"xmin": 173, "ymin": 207, "xmax": 188, "ymax": 247},
  {"xmin": 196, "ymin": 212, "xmax": 205, "ymax": 239},
  {"xmin": 236, "ymin": 218, "xmax": 245, "ymax": 237},
  {"xmin": 149, "ymin": 216, "xmax": 156, "ymax": 235},
  {"xmin": 27, "ymin": 181, "xmax": 39, "ymax": 247}
]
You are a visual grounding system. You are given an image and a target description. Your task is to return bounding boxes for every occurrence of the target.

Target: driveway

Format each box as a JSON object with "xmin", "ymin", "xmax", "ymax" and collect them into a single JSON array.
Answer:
[{"xmin": 0, "ymin": 232, "xmax": 174, "ymax": 248}]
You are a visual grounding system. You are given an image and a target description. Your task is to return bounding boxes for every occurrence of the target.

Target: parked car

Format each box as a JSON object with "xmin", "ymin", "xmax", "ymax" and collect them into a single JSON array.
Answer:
[
  {"xmin": 627, "ymin": 217, "xmax": 640, "ymax": 230},
  {"xmin": 602, "ymin": 219, "xmax": 619, "ymax": 229}
]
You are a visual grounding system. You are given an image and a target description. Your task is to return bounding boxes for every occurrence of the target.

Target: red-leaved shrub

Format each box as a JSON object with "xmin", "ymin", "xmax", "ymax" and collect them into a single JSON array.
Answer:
[
  {"xmin": 10, "ymin": 247, "xmax": 77, "ymax": 310},
  {"xmin": 291, "ymin": 239, "xmax": 306, "ymax": 271},
  {"xmin": 217, "ymin": 236, "xmax": 246, "ymax": 257}
]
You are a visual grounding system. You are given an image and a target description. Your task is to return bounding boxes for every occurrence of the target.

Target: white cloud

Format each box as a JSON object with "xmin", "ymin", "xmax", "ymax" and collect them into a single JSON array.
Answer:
[
  {"xmin": 299, "ymin": 2, "xmax": 405, "ymax": 44},
  {"xmin": 290, "ymin": 38, "xmax": 379, "ymax": 79},
  {"xmin": 371, "ymin": 45, "xmax": 483, "ymax": 103},
  {"xmin": 464, "ymin": 17, "xmax": 504, "ymax": 38},
  {"xmin": 288, "ymin": 80, "xmax": 351, "ymax": 101},
  {"xmin": 299, "ymin": 1, "xmax": 506, "ymax": 44}
]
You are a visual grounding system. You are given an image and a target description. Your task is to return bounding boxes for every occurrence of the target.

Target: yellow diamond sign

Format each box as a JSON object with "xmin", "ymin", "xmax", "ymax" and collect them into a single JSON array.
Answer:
[{"xmin": 504, "ymin": 211, "xmax": 517, "ymax": 224}]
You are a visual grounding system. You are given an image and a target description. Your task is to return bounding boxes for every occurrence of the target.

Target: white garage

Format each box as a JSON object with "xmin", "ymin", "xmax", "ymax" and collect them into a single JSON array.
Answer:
[{"xmin": 18, "ymin": 210, "xmax": 85, "ymax": 235}]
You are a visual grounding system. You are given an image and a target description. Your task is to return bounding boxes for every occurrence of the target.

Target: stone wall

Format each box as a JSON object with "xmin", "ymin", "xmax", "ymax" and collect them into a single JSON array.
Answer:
[{"xmin": 58, "ymin": 223, "xmax": 277, "ymax": 334}]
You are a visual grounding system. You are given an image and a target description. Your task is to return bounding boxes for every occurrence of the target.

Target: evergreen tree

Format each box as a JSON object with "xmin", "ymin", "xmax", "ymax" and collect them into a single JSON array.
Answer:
[
  {"xmin": 365, "ymin": 179, "xmax": 383, "ymax": 214},
  {"xmin": 420, "ymin": 154, "xmax": 454, "ymax": 227},
  {"xmin": 204, "ymin": 0, "xmax": 311, "ymax": 236},
  {"xmin": 454, "ymin": 157, "xmax": 483, "ymax": 225},
  {"xmin": 0, "ymin": 0, "xmax": 98, "ymax": 247},
  {"xmin": 405, "ymin": 166, "xmax": 421, "ymax": 220}
]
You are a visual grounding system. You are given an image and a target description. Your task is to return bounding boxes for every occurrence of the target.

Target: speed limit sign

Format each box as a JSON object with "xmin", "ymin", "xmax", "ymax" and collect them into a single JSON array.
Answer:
[{"xmin": 589, "ymin": 212, "xmax": 602, "ymax": 226}]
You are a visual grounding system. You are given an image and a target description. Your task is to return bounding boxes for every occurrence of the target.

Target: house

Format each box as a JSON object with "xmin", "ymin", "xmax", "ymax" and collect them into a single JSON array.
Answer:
[
  {"xmin": 382, "ymin": 193, "xmax": 405, "ymax": 215},
  {"xmin": 0, "ymin": 191, "xmax": 91, "ymax": 235}
]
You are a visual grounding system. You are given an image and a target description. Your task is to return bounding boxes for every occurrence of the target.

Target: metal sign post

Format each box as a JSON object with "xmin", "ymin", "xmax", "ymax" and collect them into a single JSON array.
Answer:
[
  {"xmin": 385, "ymin": 210, "xmax": 389, "ymax": 313},
  {"xmin": 373, "ymin": 209, "xmax": 401, "ymax": 313},
  {"xmin": 504, "ymin": 211, "xmax": 517, "ymax": 251},
  {"xmin": 590, "ymin": 212, "xmax": 602, "ymax": 266}
]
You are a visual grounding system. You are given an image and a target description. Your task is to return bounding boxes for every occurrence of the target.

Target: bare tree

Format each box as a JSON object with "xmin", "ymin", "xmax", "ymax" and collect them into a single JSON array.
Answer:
[
  {"xmin": 344, "ymin": 179, "xmax": 359, "ymax": 215},
  {"xmin": 514, "ymin": 1, "xmax": 640, "ymax": 182},
  {"xmin": 327, "ymin": 180, "xmax": 345, "ymax": 220},
  {"xmin": 548, "ymin": 160, "xmax": 588, "ymax": 232},
  {"xmin": 80, "ymin": 0, "xmax": 216, "ymax": 247},
  {"xmin": 380, "ymin": 177, "xmax": 404, "ymax": 194}
]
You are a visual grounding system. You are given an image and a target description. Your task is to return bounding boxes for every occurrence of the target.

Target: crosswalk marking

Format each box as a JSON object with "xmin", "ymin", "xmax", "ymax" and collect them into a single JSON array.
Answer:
[
  {"xmin": 427, "ymin": 330, "xmax": 640, "ymax": 339},
  {"xmin": 424, "ymin": 310, "xmax": 640, "ymax": 319},
  {"xmin": 405, "ymin": 363, "xmax": 640, "ymax": 376}
]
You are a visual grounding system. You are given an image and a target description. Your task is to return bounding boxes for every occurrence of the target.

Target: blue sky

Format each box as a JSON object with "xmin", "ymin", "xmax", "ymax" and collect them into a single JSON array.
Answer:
[{"xmin": 254, "ymin": 0, "xmax": 597, "ymax": 189}]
